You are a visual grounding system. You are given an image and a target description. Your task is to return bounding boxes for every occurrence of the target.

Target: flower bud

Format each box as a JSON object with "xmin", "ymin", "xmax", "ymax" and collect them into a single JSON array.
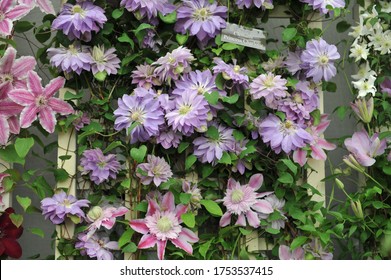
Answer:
[
  {"xmin": 222, "ymin": 72, "xmax": 231, "ymax": 80},
  {"xmin": 196, "ymin": 125, "xmax": 208, "ymax": 133},
  {"xmin": 174, "ymin": 64, "xmax": 184, "ymax": 75},
  {"xmin": 335, "ymin": 178, "xmax": 345, "ymax": 190},
  {"xmin": 333, "ymin": 168, "xmax": 342, "ymax": 174},
  {"xmin": 87, "ymin": 206, "xmax": 103, "ymax": 221},
  {"xmin": 350, "ymin": 200, "xmax": 364, "ymax": 219},
  {"xmin": 351, "ymin": 97, "xmax": 374, "ymax": 124},
  {"xmin": 94, "ymin": 71, "xmax": 107, "ymax": 82},
  {"xmin": 206, "ymin": 112, "xmax": 213, "ymax": 121},
  {"xmin": 343, "ymin": 155, "xmax": 365, "ymax": 173}
]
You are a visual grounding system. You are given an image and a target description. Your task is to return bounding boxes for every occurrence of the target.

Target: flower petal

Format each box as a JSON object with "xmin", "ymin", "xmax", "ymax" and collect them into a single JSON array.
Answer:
[
  {"xmin": 47, "ymin": 98, "xmax": 74, "ymax": 115},
  {"xmin": 248, "ymin": 173, "xmax": 263, "ymax": 190},
  {"xmin": 27, "ymin": 71, "xmax": 43, "ymax": 97},
  {"xmin": 180, "ymin": 228, "xmax": 199, "ymax": 243},
  {"xmin": 156, "ymin": 240, "xmax": 167, "ymax": 260},
  {"xmin": 12, "ymin": 56, "xmax": 36, "ymax": 78},
  {"xmin": 175, "ymin": 204, "xmax": 188, "ymax": 221},
  {"xmin": 44, "ymin": 77, "xmax": 65, "ymax": 98},
  {"xmin": 38, "ymin": 107, "xmax": 56, "ymax": 133},
  {"xmin": 219, "ymin": 212, "xmax": 231, "ymax": 227},
  {"xmin": 129, "ymin": 219, "xmax": 149, "ymax": 234},
  {"xmin": 162, "ymin": 192, "xmax": 175, "ymax": 212},
  {"xmin": 138, "ymin": 234, "xmax": 157, "ymax": 249},
  {"xmin": 2, "ymin": 238, "xmax": 22, "ymax": 259},
  {"xmin": 246, "ymin": 210, "xmax": 260, "ymax": 228},
  {"xmin": 171, "ymin": 235, "xmax": 193, "ymax": 255},
  {"xmin": 252, "ymin": 200, "xmax": 273, "ymax": 214},
  {"xmin": 36, "ymin": 0, "xmax": 56, "ymax": 14},
  {"xmin": 19, "ymin": 105, "xmax": 39, "ymax": 128},
  {"xmin": 6, "ymin": 5, "xmax": 32, "ymax": 20},
  {"xmin": 0, "ymin": 47, "xmax": 16, "ymax": 73},
  {"xmin": 8, "ymin": 89, "xmax": 35, "ymax": 106},
  {"xmin": 278, "ymin": 245, "xmax": 291, "ymax": 260},
  {"xmin": 293, "ymin": 149, "xmax": 307, "ymax": 167},
  {"xmin": 0, "ymin": 116, "xmax": 10, "ymax": 146}
]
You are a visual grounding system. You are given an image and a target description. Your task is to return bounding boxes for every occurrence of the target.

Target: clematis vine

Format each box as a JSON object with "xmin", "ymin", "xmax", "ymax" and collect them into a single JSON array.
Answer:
[
  {"xmin": 8, "ymin": 71, "xmax": 74, "ymax": 133},
  {"xmin": 130, "ymin": 192, "xmax": 199, "ymax": 260}
]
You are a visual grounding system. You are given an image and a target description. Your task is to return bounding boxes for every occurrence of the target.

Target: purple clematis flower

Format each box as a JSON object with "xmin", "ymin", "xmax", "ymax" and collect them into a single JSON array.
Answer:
[
  {"xmin": 166, "ymin": 91, "xmax": 209, "ymax": 136},
  {"xmin": 52, "ymin": 1, "xmax": 107, "ymax": 42},
  {"xmin": 258, "ymin": 114, "xmax": 313, "ymax": 154},
  {"xmin": 301, "ymin": 38, "xmax": 340, "ymax": 83},
  {"xmin": 130, "ymin": 192, "xmax": 199, "ymax": 260},
  {"xmin": 236, "ymin": 0, "xmax": 273, "ymax": 9},
  {"xmin": 40, "ymin": 191, "xmax": 90, "ymax": 224},
  {"xmin": 136, "ymin": 155, "xmax": 173, "ymax": 187},
  {"xmin": 153, "ymin": 46, "xmax": 194, "ymax": 83},
  {"xmin": 114, "ymin": 93, "xmax": 165, "ymax": 144},
  {"xmin": 213, "ymin": 58, "xmax": 249, "ymax": 87},
  {"xmin": 0, "ymin": 46, "xmax": 36, "ymax": 90},
  {"xmin": 131, "ymin": 64, "xmax": 161, "ymax": 89},
  {"xmin": 19, "ymin": 0, "xmax": 55, "ymax": 14},
  {"xmin": 175, "ymin": 0, "xmax": 227, "ymax": 46},
  {"xmin": 220, "ymin": 174, "xmax": 273, "ymax": 228},
  {"xmin": 300, "ymin": 0, "xmax": 345, "ymax": 14},
  {"xmin": 250, "ymin": 72, "xmax": 287, "ymax": 109},
  {"xmin": 90, "ymin": 45, "xmax": 120, "ymax": 76},
  {"xmin": 173, "ymin": 69, "xmax": 219, "ymax": 96},
  {"xmin": 156, "ymin": 128, "xmax": 182, "ymax": 149},
  {"xmin": 344, "ymin": 130, "xmax": 386, "ymax": 167},
  {"xmin": 0, "ymin": 0, "xmax": 32, "ymax": 36},
  {"xmin": 380, "ymin": 78, "xmax": 391, "ymax": 96},
  {"xmin": 193, "ymin": 123, "xmax": 235, "ymax": 165},
  {"xmin": 8, "ymin": 71, "xmax": 74, "ymax": 133},
  {"xmin": 47, "ymin": 43, "xmax": 93, "ymax": 75},
  {"xmin": 258, "ymin": 194, "xmax": 286, "ymax": 230},
  {"xmin": 86, "ymin": 205, "xmax": 128, "ymax": 237},
  {"xmin": 76, "ymin": 232, "xmax": 119, "ymax": 260},
  {"xmin": 279, "ymin": 245, "xmax": 305, "ymax": 260},
  {"xmin": 80, "ymin": 148, "xmax": 121, "ymax": 185},
  {"xmin": 120, "ymin": 0, "xmax": 175, "ymax": 24}
]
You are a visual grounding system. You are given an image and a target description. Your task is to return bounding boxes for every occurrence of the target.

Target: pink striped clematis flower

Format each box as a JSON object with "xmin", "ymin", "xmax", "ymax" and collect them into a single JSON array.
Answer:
[
  {"xmin": 18, "ymin": 0, "xmax": 55, "ymax": 15},
  {"xmin": 0, "ymin": 0, "xmax": 32, "ymax": 36},
  {"xmin": 130, "ymin": 192, "xmax": 199, "ymax": 260},
  {"xmin": 8, "ymin": 71, "xmax": 74, "ymax": 133}
]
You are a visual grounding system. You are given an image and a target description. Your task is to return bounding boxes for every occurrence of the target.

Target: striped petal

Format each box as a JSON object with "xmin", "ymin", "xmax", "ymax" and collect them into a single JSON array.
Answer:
[
  {"xmin": 138, "ymin": 234, "xmax": 157, "ymax": 249},
  {"xmin": 248, "ymin": 173, "xmax": 263, "ymax": 190},
  {"xmin": 43, "ymin": 76, "xmax": 65, "ymax": 98},
  {"xmin": 129, "ymin": 219, "xmax": 149, "ymax": 234},
  {"xmin": 27, "ymin": 71, "xmax": 43, "ymax": 97},
  {"xmin": 7, "ymin": 4, "xmax": 32, "ymax": 20},
  {"xmin": 156, "ymin": 240, "xmax": 167, "ymax": 260},
  {"xmin": 8, "ymin": 89, "xmax": 35, "ymax": 106},
  {"xmin": 219, "ymin": 212, "xmax": 231, "ymax": 227},
  {"xmin": 171, "ymin": 234, "xmax": 193, "ymax": 255},
  {"xmin": 38, "ymin": 107, "xmax": 56, "ymax": 133},
  {"xmin": 0, "ymin": 19, "xmax": 12, "ymax": 36},
  {"xmin": 246, "ymin": 210, "xmax": 260, "ymax": 228},
  {"xmin": 47, "ymin": 98, "xmax": 74, "ymax": 115},
  {"xmin": 12, "ymin": 56, "xmax": 36, "ymax": 78},
  {"xmin": 19, "ymin": 105, "xmax": 39, "ymax": 128},
  {"xmin": 0, "ymin": 47, "xmax": 16, "ymax": 73},
  {"xmin": 0, "ymin": 116, "xmax": 10, "ymax": 146},
  {"xmin": 37, "ymin": 0, "xmax": 56, "ymax": 14}
]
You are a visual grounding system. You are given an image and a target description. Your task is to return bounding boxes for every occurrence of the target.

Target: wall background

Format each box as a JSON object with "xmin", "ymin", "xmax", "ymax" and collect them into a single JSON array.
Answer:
[{"xmin": 10, "ymin": 2, "xmax": 358, "ymax": 259}]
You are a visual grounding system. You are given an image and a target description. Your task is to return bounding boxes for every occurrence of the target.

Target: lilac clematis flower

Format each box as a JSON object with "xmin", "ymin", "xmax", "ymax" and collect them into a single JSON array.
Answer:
[
  {"xmin": 72, "ymin": 111, "xmax": 90, "ymax": 131},
  {"xmin": 182, "ymin": 181, "xmax": 202, "ymax": 212},
  {"xmin": 166, "ymin": 91, "xmax": 209, "ymax": 136},
  {"xmin": 114, "ymin": 93, "xmax": 165, "ymax": 144},
  {"xmin": 300, "ymin": 0, "xmax": 345, "ymax": 15},
  {"xmin": 193, "ymin": 123, "xmax": 235, "ymax": 165},
  {"xmin": 285, "ymin": 49, "xmax": 303, "ymax": 76},
  {"xmin": 279, "ymin": 245, "xmax": 305, "ymax": 260},
  {"xmin": 249, "ymin": 72, "xmax": 287, "ymax": 109},
  {"xmin": 0, "ymin": 0, "xmax": 32, "ymax": 36},
  {"xmin": 173, "ymin": 70, "xmax": 219, "ymax": 96},
  {"xmin": 52, "ymin": 1, "xmax": 107, "ymax": 42},
  {"xmin": 142, "ymin": 29, "xmax": 162, "ymax": 52},
  {"xmin": 213, "ymin": 58, "xmax": 249, "ymax": 88},
  {"xmin": 90, "ymin": 46, "xmax": 120, "ymax": 76},
  {"xmin": 380, "ymin": 78, "xmax": 391, "ymax": 96},
  {"xmin": 18, "ymin": 0, "xmax": 55, "ymax": 14},
  {"xmin": 131, "ymin": 64, "xmax": 161, "ymax": 90},
  {"xmin": 231, "ymin": 139, "xmax": 252, "ymax": 174},
  {"xmin": 303, "ymin": 239, "xmax": 333, "ymax": 260},
  {"xmin": 40, "ymin": 191, "xmax": 90, "ymax": 224},
  {"xmin": 8, "ymin": 71, "xmax": 74, "ymax": 133},
  {"xmin": 259, "ymin": 114, "xmax": 313, "ymax": 154},
  {"xmin": 220, "ymin": 174, "xmax": 273, "ymax": 228},
  {"xmin": 130, "ymin": 192, "xmax": 199, "ymax": 260},
  {"xmin": 344, "ymin": 130, "xmax": 386, "ymax": 167},
  {"xmin": 175, "ymin": 0, "xmax": 227, "ymax": 46},
  {"xmin": 293, "ymin": 115, "xmax": 336, "ymax": 166},
  {"xmin": 0, "ymin": 47, "xmax": 36, "ymax": 90},
  {"xmin": 236, "ymin": 0, "xmax": 273, "ymax": 9},
  {"xmin": 258, "ymin": 194, "xmax": 286, "ymax": 230},
  {"xmin": 153, "ymin": 46, "xmax": 194, "ymax": 83},
  {"xmin": 301, "ymin": 38, "xmax": 340, "ymax": 83},
  {"xmin": 47, "ymin": 43, "xmax": 93, "ymax": 75},
  {"xmin": 156, "ymin": 128, "xmax": 182, "ymax": 149},
  {"xmin": 136, "ymin": 155, "xmax": 173, "ymax": 187},
  {"xmin": 80, "ymin": 148, "xmax": 121, "ymax": 185},
  {"xmin": 76, "ymin": 232, "xmax": 119, "ymax": 260},
  {"xmin": 86, "ymin": 205, "xmax": 128, "ymax": 237},
  {"xmin": 120, "ymin": 0, "xmax": 175, "ymax": 24}
]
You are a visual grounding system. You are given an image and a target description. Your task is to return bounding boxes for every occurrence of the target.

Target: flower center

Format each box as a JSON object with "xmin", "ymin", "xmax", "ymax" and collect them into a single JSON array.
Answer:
[
  {"xmin": 293, "ymin": 93, "xmax": 304, "ymax": 104},
  {"xmin": 72, "ymin": 5, "xmax": 86, "ymax": 17},
  {"xmin": 264, "ymin": 76, "xmax": 275, "ymax": 88},
  {"xmin": 157, "ymin": 216, "xmax": 173, "ymax": 233},
  {"xmin": 131, "ymin": 110, "xmax": 144, "ymax": 123},
  {"xmin": 0, "ymin": 12, "xmax": 5, "ymax": 21},
  {"xmin": 284, "ymin": 120, "xmax": 294, "ymax": 129},
  {"xmin": 231, "ymin": 189, "xmax": 244, "ymax": 203},
  {"xmin": 318, "ymin": 55, "xmax": 329, "ymax": 65},
  {"xmin": 36, "ymin": 96, "xmax": 47, "ymax": 108},
  {"xmin": 63, "ymin": 199, "xmax": 72, "ymax": 208},
  {"xmin": 179, "ymin": 104, "xmax": 192, "ymax": 115},
  {"xmin": 97, "ymin": 161, "xmax": 107, "ymax": 168},
  {"xmin": 92, "ymin": 46, "xmax": 106, "ymax": 63},
  {"xmin": 194, "ymin": 8, "xmax": 211, "ymax": 21},
  {"xmin": 68, "ymin": 44, "xmax": 79, "ymax": 55},
  {"xmin": 0, "ymin": 73, "xmax": 13, "ymax": 84},
  {"xmin": 233, "ymin": 65, "xmax": 241, "ymax": 73}
]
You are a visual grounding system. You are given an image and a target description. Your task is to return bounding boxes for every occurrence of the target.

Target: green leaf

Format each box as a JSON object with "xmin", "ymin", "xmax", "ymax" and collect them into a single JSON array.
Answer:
[
  {"xmin": 239, "ymin": 246, "xmax": 250, "ymax": 260},
  {"xmin": 221, "ymin": 43, "xmax": 240, "ymax": 50},
  {"xmin": 103, "ymin": 141, "xmax": 123, "ymax": 153},
  {"xmin": 222, "ymin": 94, "xmax": 239, "ymax": 104},
  {"xmin": 215, "ymin": 73, "xmax": 225, "ymax": 90},
  {"xmin": 10, "ymin": 213, "xmax": 23, "ymax": 228},
  {"xmin": 233, "ymin": 130, "xmax": 245, "ymax": 141},
  {"xmin": 336, "ymin": 21, "xmax": 351, "ymax": 33},
  {"xmin": 204, "ymin": 91, "xmax": 219, "ymax": 105},
  {"xmin": 200, "ymin": 200, "xmax": 223, "ymax": 217},
  {"xmin": 122, "ymin": 243, "xmax": 137, "ymax": 253},
  {"xmin": 118, "ymin": 33, "xmax": 134, "ymax": 50},
  {"xmin": 205, "ymin": 126, "xmax": 219, "ymax": 140},
  {"xmin": 282, "ymin": 27, "xmax": 297, "ymax": 42},
  {"xmin": 199, "ymin": 239, "xmax": 213, "ymax": 259},
  {"xmin": 290, "ymin": 236, "xmax": 308, "ymax": 250},
  {"xmin": 54, "ymin": 168, "xmax": 69, "ymax": 182},
  {"xmin": 265, "ymin": 228, "xmax": 280, "ymax": 234},
  {"xmin": 15, "ymin": 137, "xmax": 34, "ymax": 158},
  {"xmin": 278, "ymin": 173, "xmax": 294, "ymax": 184},
  {"xmin": 135, "ymin": 201, "xmax": 148, "ymax": 212},
  {"xmin": 159, "ymin": 11, "xmax": 177, "ymax": 23},
  {"xmin": 0, "ymin": 145, "xmax": 25, "ymax": 165},
  {"xmin": 382, "ymin": 166, "xmax": 391, "ymax": 175},
  {"xmin": 239, "ymin": 228, "xmax": 253, "ymax": 236},
  {"xmin": 298, "ymin": 224, "xmax": 316, "ymax": 232},
  {"xmin": 118, "ymin": 228, "xmax": 134, "ymax": 248},
  {"xmin": 14, "ymin": 21, "xmax": 34, "ymax": 33},
  {"xmin": 176, "ymin": 33, "xmax": 188, "ymax": 45},
  {"xmin": 281, "ymin": 159, "xmax": 298, "ymax": 175},
  {"xmin": 29, "ymin": 227, "xmax": 45, "ymax": 238},
  {"xmin": 310, "ymin": 109, "xmax": 321, "ymax": 126},
  {"xmin": 218, "ymin": 152, "xmax": 231, "ymax": 165},
  {"xmin": 112, "ymin": 8, "xmax": 124, "ymax": 19},
  {"xmin": 185, "ymin": 155, "xmax": 197, "ymax": 170},
  {"xmin": 130, "ymin": 145, "xmax": 147, "ymax": 163},
  {"xmin": 348, "ymin": 225, "xmax": 357, "ymax": 237},
  {"xmin": 181, "ymin": 213, "xmax": 195, "ymax": 228},
  {"xmin": 178, "ymin": 142, "xmax": 190, "ymax": 153},
  {"xmin": 180, "ymin": 193, "xmax": 191, "ymax": 205},
  {"xmin": 16, "ymin": 195, "xmax": 32, "ymax": 212},
  {"xmin": 202, "ymin": 165, "xmax": 214, "ymax": 178},
  {"xmin": 68, "ymin": 215, "xmax": 81, "ymax": 224}
]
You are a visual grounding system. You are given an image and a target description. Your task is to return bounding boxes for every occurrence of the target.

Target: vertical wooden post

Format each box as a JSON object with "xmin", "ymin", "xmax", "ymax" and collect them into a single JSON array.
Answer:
[{"xmin": 55, "ymin": 89, "xmax": 77, "ymax": 259}]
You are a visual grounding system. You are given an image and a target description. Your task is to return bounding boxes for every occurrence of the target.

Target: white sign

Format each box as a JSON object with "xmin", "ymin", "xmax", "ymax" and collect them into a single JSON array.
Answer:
[{"xmin": 221, "ymin": 23, "xmax": 266, "ymax": 51}]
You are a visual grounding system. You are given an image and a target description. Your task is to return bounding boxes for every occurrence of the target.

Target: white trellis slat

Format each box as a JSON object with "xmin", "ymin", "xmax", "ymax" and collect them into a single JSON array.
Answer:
[{"xmin": 54, "ymin": 5, "xmax": 327, "ymax": 260}]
